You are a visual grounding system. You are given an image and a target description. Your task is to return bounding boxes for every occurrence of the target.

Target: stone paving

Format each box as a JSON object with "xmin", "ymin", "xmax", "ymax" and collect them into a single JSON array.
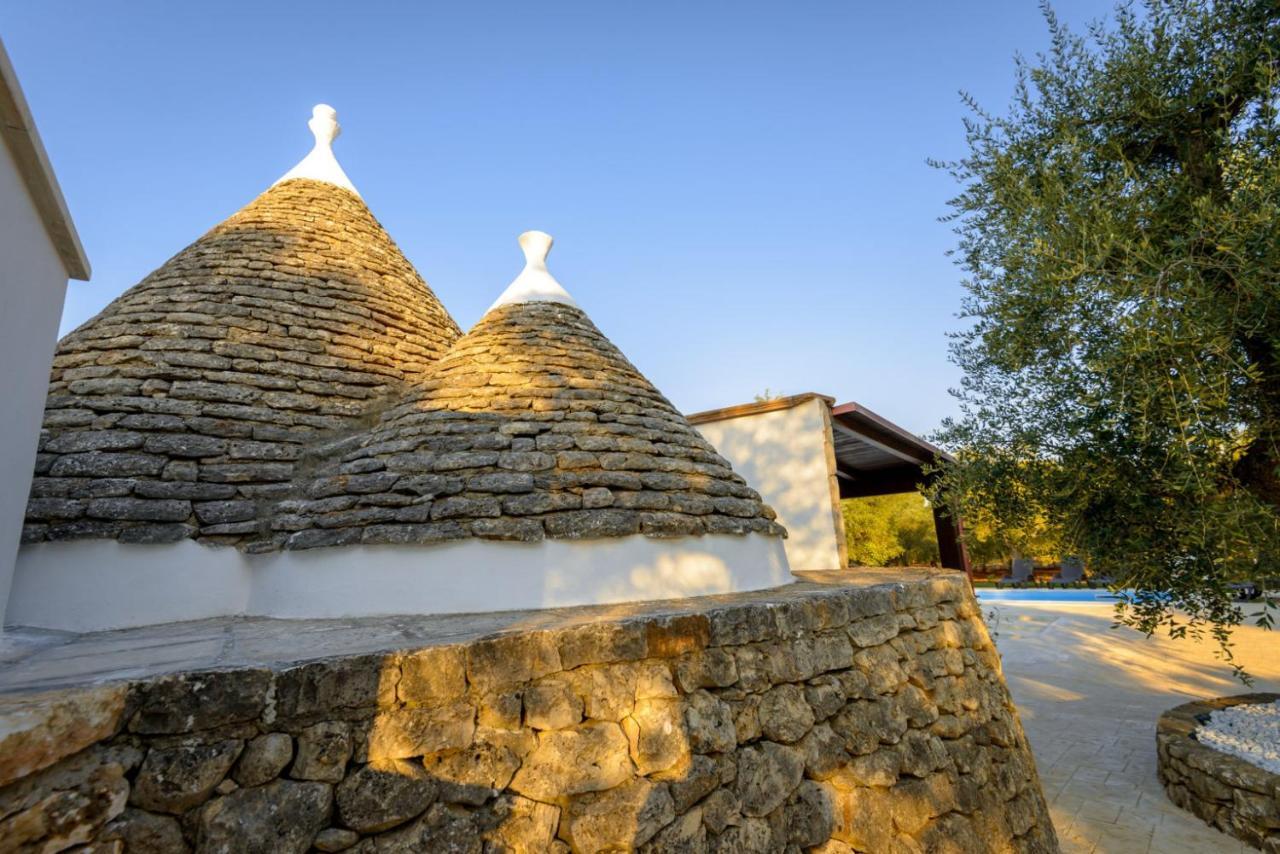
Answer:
[{"xmin": 990, "ymin": 599, "xmax": 1280, "ymax": 854}]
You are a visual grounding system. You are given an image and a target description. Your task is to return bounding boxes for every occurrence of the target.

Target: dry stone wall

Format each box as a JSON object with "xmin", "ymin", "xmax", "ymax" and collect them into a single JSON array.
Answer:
[
  {"xmin": 0, "ymin": 574, "xmax": 1056, "ymax": 853},
  {"xmin": 1157, "ymin": 694, "xmax": 1280, "ymax": 851}
]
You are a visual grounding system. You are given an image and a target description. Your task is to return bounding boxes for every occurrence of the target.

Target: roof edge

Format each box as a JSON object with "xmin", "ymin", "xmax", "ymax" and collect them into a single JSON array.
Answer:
[
  {"xmin": 830, "ymin": 400, "xmax": 953, "ymax": 464},
  {"xmin": 686, "ymin": 392, "xmax": 836, "ymax": 425},
  {"xmin": 0, "ymin": 37, "xmax": 90, "ymax": 281}
]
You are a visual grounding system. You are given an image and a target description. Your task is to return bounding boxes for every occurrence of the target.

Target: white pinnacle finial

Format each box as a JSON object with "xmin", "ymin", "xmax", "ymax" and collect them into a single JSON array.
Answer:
[
  {"xmin": 274, "ymin": 104, "xmax": 360, "ymax": 196},
  {"xmin": 487, "ymin": 230, "xmax": 578, "ymax": 312}
]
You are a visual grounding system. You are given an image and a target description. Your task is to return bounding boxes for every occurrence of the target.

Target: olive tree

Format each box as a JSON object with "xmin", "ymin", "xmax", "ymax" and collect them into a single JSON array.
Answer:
[{"xmin": 932, "ymin": 0, "xmax": 1280, "ymax": 669}]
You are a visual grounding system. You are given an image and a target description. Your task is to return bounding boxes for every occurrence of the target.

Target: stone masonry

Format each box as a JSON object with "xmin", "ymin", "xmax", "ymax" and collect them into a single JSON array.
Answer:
[
  {"xmin": 0, "ymin": 572, "xmax": 1056, "ymax": 852},
  {"xmin": 277, "ymin": 300, "xmax": 784, "ymax": 550},
  {"xmin": 21, "ymin": 181, "xmax": 783, "ymax": 556},
  {"xmin": 24, "ymin": 178, "xmax": 461, "ymax": 547},
  {"xmin": 1157, "ymin": 694, "xmax": 1280, "ymax": 851}
]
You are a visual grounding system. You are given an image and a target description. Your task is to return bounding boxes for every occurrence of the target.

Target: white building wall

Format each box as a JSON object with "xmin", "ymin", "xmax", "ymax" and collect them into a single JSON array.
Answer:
[
  {"xmin": 9, "ymin": 533, "xmax": 792, "ymax": 633},
  {"xmin": 0, "ymin": 138, "xmax": 69, "ymax": 621},
  {"xmin": 695, "ymin": 398, "xmax": 846, "ymax": 572}
]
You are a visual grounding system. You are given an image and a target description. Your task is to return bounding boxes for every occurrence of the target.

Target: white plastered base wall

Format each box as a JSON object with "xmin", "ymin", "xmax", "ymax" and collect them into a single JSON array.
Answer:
[{"xmin": 7, "ymin": 533, "xmax": 791, "ymax": 633}]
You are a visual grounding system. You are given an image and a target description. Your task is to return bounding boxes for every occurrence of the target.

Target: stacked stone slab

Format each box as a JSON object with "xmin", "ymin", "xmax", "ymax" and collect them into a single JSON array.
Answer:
[
  {"xmin": 23, "ymin": 177, "xmax": 461, "ymax": 547},
  {"xmin": 276, "ymin": 299, "xmax": 784, "ymax": 550}
]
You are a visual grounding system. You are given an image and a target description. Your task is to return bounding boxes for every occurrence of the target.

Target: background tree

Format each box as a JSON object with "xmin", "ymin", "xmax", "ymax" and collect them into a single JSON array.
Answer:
[
  {"xmin": 842, "ymin": 493, "xmax": 941, "ymax": 567},
  {"xmin": 932, "ymin": 0, "xmax": 1280, "ymax": 667}
]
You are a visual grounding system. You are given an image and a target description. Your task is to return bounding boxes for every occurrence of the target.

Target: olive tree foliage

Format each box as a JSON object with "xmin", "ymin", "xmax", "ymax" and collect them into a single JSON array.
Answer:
[{"xmin": 931, "ymin": 0, "xmax": 1280, "ymax": 668}]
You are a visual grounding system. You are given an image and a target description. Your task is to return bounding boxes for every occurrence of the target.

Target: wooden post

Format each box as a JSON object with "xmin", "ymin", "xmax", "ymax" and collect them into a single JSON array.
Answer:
[{"xmin": 933, "ymin": 506, "xmax": 972, "ymax": 586}]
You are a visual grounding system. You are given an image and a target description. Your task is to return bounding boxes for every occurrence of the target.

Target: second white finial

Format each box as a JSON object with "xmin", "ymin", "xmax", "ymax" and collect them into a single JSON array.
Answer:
[
  {"xmin": 308, "ymin": 104, "xmax": 341, "ymax": 147},
  {"xmin": 487, "ymin": 231, "xmax": 578, "ymax": 312},
  {"xmin": 274, "ymin": 104, "xmax": 360, "ymax": 196}
]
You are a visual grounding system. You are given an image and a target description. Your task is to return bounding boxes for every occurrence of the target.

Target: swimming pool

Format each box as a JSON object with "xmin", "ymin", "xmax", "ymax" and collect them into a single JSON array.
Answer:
[{"xmin": 975, "ymin": 588, "xmax": 1127, "ymax": 603}]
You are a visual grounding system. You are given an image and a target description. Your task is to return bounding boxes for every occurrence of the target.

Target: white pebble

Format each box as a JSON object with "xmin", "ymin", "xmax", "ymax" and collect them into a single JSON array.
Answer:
[{"xmin": 1194, "ymin": 700, "xmax": 1280, "ymax": 775}]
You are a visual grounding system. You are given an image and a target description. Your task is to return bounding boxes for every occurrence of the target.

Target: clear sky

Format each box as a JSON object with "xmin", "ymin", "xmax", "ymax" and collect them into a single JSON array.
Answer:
[{"xmin": 3, "ymin": 1, "xmax": 1116, "ymax": 437}]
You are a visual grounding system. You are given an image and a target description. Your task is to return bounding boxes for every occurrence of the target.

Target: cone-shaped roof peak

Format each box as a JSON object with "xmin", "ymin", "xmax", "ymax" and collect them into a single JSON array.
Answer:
[
  {"xmin": 487, "ymin": 230, "xmax": 577, "ymax": 313},
  {"xmin": 274, "ymin": 104, "xmax": 359, "ymax": 196}
]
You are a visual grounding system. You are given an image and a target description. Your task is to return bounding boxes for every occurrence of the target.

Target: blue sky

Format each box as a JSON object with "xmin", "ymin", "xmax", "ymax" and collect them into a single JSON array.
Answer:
[{"xmin": 4, "ymin": 1, "xmax": 1115, "ymax": 437}]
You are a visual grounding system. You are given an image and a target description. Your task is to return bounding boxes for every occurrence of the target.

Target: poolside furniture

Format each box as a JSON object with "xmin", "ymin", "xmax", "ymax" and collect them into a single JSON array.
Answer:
[
  {"xmin": 1050, "ymin": 557, "xmax": 1084, "ymax": 586},
  {"xmin": 1227, "ymin": 581, "xmax": 1259, "ymax": 601},
  {"xmin": 998, "ymin": 558, "xmax": 1035, "ymax": 587}
]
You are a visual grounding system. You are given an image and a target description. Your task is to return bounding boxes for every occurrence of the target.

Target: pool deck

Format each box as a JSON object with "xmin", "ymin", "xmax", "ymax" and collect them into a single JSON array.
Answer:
[{"xmin": 992, "ymin": 600, "xmax": 1280, "ymax": 854}]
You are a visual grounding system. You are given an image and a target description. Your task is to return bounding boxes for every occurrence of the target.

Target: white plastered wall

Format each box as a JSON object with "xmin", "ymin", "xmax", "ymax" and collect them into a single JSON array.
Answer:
[
  {"xmin": 0, "ymin": 139, "xmax": 69, "ymax": 622},
  {"xmin": 7, "ymin": 532, "xmax": 792, "ymax": 633},
  {"xmin": 695, "ymin": 398, "xmax": 846, "ymax": 572}
]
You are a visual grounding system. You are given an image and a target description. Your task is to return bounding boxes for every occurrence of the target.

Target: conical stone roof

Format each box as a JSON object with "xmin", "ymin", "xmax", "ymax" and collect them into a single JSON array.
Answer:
[
  {"xmin": 24, "ymin": 108, "xmax": 460, "ymax": 547},
  {"xmin": 278, "ymin": 232, "xmax": 785, "ymax": 550}
]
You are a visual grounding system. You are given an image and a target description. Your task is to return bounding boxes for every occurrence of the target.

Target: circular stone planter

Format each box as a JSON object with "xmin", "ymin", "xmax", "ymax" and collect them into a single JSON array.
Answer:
[{"xmin": 1157, "ymin": 693, "xmax": 1280, "ymax": 851}]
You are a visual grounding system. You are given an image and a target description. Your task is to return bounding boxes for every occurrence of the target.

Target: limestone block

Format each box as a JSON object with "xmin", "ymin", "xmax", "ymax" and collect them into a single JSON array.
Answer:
[
  {"xmin": 578, "ymin": 664, "xmax": 637, "ymax": 721},
  {"xmin": 314, "ymin": 827, "xmax": 360, "ymax": 852},
  {"xmin": 365, "ymin": 703, "xmax": 475, "ymax": 760},
  {"xmin": 482, "ymin": 794, "xmax": 560, "ymax": 853},
  {"xmin": 787, "ymin": 780, "xmax": 836, "ymax": 848},
  {"xmin": 398, "ymin": 647, "xmax": 467, "ymax": 706},
  {"xmin": 566, "ymin": 778, "xmax": 676, "ymax": 850},
  {"xmin": 624, "ymin": 698, "xmax": 687, "ymax": 776},
  {"xmin": 522, "ymin": 677, "xmax": 583, "ymax": 730},
  {"xmin": 293, "ymin": 722, "xmax": 352, "ymax": 783},
  {"xmin": 0, "ymin": 760, "xmax": 128, "ymax": 852},
  {"xmin": 130, "ymin": 670, "xmax": 271, "ymax": 735},
  {"xmin": 274, "ymin": 655, "xmax": 399, "ymax": 723},
  {"xmin": 196, "ymin": 779, "xmax": 332, "ymax": 854},
  {"xmin": 736, "ymin": 742, "xmax": 804, "ymax": 817},
  {"xmin": 0, "ymin": 685, "xmax": 128, "ymax": 789},
  {"xmin": 673, "ymin": 649, "xmax": 738, "ymax": 693},
  {"xmin": 335, "ymin": 759, "xmax": 437, "ymax": 833},
  {"xmin": 99, "ymin": 808, "xmax": 188, "ymax": 853},
  {"xmin": 805, "ymin": 676, "xmax": 847, "ymax": 722},
  {"xmin": 661, "ymin": 754, "xmax": 720, "ymax": 813},
  {"xmin": 466, "ymin": 633, "xmax": 561, "ymax": 694},
  {"xmin": 757, "ymin": 684, "xmax": 815, "ymax": 744},
  {"xmin": 684, "ymin": 691, "xmax": 736, "ymax": 754},
  {"xmin": 233, "ymin": 733, "xmax": 294, "ymax": 787},
  {"xmin": 509, "ymin": 722, "xmax": 631, "ymax": 800},
  {"xmin": 421, "ymin": 728, "xmax": 532, "ymax": 805},
  {"xmin": 556, "ymin": 621, "xmax": 648, "ymax": 670},
  {"xmin": 799, "ymin": 723, "xmax": 851, "ymax": 781},
  {"xmin": 130, "ymin": 739, "xmax": 243, "ymax": 814}
]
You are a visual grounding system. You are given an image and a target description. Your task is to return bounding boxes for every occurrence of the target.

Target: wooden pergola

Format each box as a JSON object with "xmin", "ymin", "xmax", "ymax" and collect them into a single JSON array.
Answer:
[{"xmin": 827, "ymin": 400, "xmax": 971, "ymax": 578}]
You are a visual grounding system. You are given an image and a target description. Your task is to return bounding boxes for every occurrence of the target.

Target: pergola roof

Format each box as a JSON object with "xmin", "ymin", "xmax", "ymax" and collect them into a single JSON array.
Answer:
[{"xmin": 687, "ymin": 392, "xmax": 951, "ymax": 498}]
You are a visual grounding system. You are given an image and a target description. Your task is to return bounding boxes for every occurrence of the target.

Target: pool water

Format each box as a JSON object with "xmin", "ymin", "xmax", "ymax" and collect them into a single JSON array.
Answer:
[{"xmin": 975, "ymin": 588, "xmax": 1126, "ymax": 603}]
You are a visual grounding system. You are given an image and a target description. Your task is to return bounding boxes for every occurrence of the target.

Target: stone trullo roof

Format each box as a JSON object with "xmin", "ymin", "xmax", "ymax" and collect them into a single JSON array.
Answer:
[
  {"xmin": 23, "ymin": 107, "xmax": 461, "ymax": 547},
  {"xmin": 278, "ymin": 231, "xmax": 785, "ymax": 550}
]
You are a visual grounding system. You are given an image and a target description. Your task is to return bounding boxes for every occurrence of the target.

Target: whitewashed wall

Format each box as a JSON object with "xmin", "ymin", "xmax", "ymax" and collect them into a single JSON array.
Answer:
[
  {"xmin": 695, "ymin": 398, "xmax": 846, "ymax": 571},
  {"xmin": 0, "ymin": 139, "xmax": 69, "ymax": 622}
]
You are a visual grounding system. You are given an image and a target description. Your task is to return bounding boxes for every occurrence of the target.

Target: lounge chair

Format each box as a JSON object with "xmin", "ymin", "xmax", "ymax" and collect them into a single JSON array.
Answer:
[
  {"xmin": 1228, "ymin": 582, "xmax": 1259, "ymax": 601},
  {"xmin": 998, "ymin": 558, "xmax": 1035, "ymax": 587},
  {"xmin": 1051, "ymin": 557, "xmax": 1084, "ymax": 586}
]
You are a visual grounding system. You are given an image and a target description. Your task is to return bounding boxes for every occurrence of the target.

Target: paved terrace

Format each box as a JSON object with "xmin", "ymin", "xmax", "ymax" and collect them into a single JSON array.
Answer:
[{"xmin": 991, "ymin": 599, "xmax": 1280, "ymax": 854}]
